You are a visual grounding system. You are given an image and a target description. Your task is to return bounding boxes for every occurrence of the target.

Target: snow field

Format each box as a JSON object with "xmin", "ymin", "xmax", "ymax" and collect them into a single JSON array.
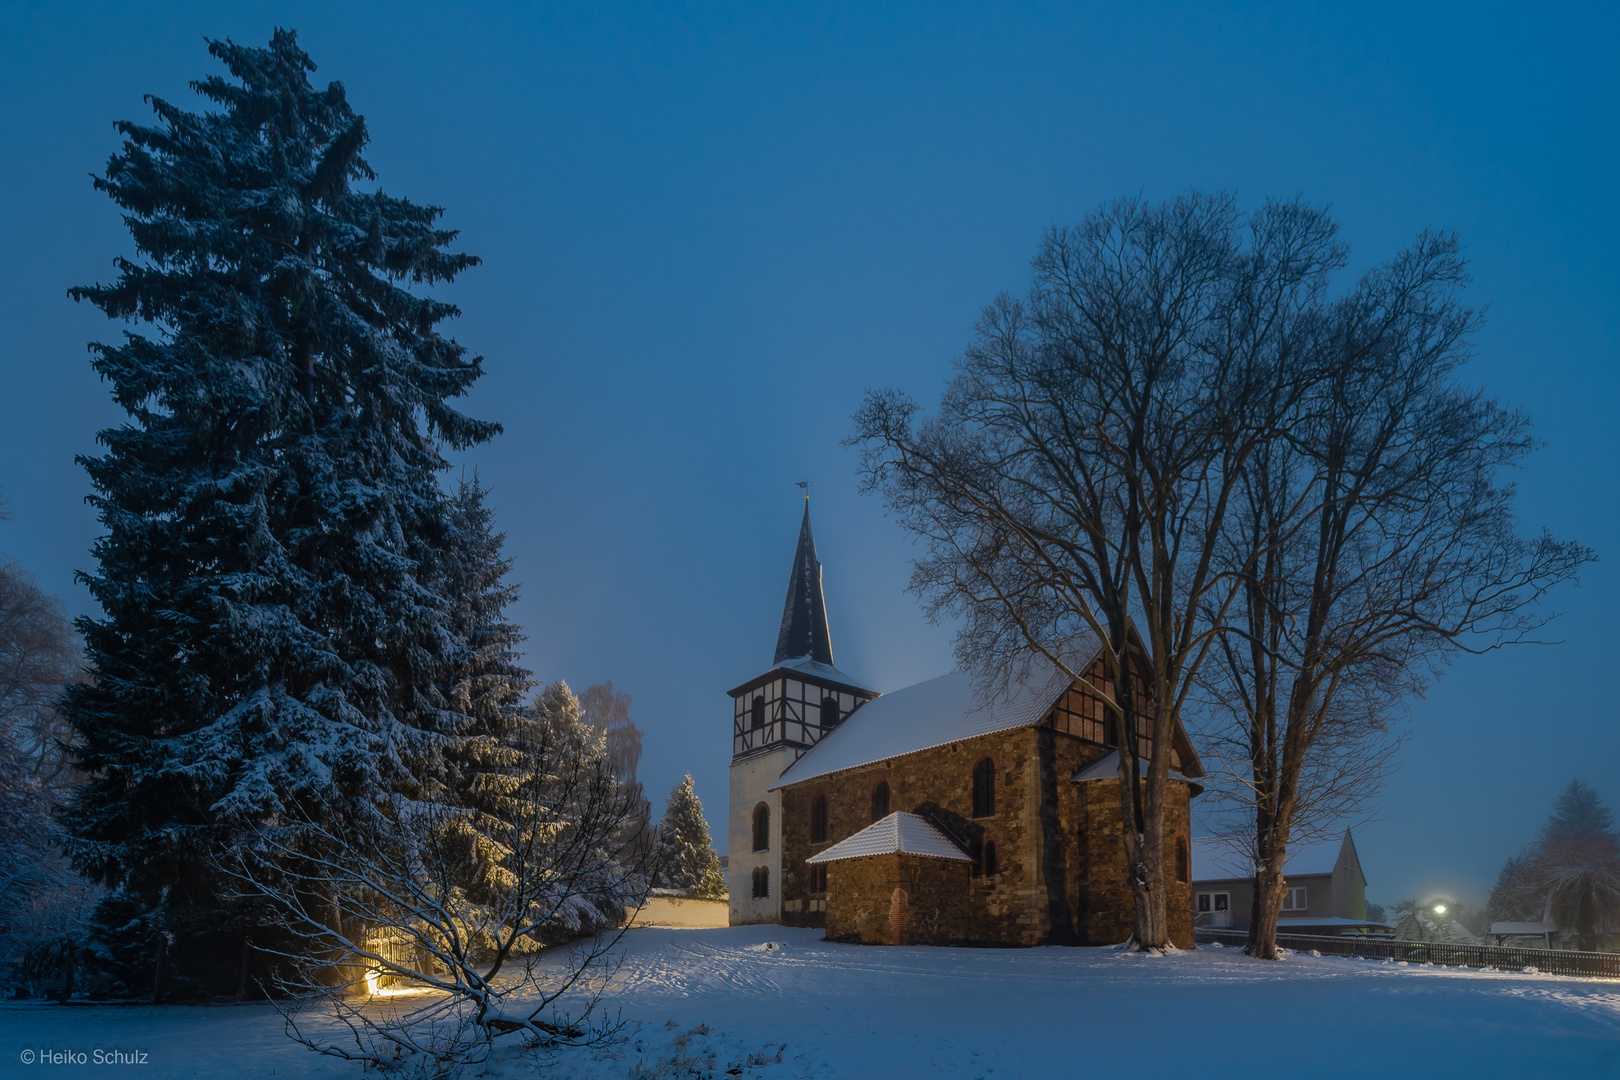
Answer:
[{"xmin": 4, "ymin": 925, "xmax": 1618, "ymax": 1078}]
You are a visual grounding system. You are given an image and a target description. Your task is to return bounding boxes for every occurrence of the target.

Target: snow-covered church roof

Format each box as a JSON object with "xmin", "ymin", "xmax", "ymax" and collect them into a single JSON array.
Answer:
[
  {"xmin": 805, "ymin": 812, "xmax": 974, "ymax": 864},
  {"xmin": 772, "ymin": 646, "xmax": 1096, "ymax": 789}
]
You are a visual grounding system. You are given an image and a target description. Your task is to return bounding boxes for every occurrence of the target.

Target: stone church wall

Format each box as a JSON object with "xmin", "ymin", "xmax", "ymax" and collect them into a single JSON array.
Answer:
[
  {"xmin": 780, "ymin": 724, "xmax": 1196, "ymax": 948},
  {"xmin": 1076, "ymin": 775, "xmax": 1195, "ymax": 948},
  {"xmin": 823, "ymin": 853, "xmax": 973, "ymax": 945}
]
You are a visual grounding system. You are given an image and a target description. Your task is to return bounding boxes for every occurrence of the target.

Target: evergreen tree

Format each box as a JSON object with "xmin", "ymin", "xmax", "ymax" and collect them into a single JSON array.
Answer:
[
  {"xmin": 60, "ymin": 30, "xmax": 497, "ymax": 995},
  {"xmin": 437, "ymin": 477, "xmax": 533, "ymax": 796},
  {"xmin": 1488, "ymin": 780, "xmax": 1620, "ymax": 950},
  {"xmin": 652, "ymin": 776, "xmax": 725, "ymax": 899},
  {"xmin": 1544, "ymin": 780, "xmax": 1616, "ymax": 845}
]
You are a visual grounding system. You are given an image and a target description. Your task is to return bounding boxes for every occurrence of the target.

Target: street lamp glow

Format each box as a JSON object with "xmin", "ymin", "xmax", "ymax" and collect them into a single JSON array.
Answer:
[{"xmin": 1433, "ymin": 904, "xmax": 1447, "ymax": 916}]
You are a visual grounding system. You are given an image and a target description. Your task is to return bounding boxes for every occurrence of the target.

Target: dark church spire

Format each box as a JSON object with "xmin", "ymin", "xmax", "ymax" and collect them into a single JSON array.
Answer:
[{"xmin": 773, "ymin": 501, "xmax": 835, "ymax": 666}]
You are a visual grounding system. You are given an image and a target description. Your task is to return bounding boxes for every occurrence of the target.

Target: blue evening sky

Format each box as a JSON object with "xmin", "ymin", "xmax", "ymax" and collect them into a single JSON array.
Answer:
[{"xmin": 1, "ymin": 1, "xmax": 1614, "ymax": 907}]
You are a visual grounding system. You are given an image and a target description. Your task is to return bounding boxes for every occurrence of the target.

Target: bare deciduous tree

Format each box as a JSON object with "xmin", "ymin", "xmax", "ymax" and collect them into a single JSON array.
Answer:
[
  {"xmin": 0, "ymin": 543, "xmax": 96, "ymax": 997},
  {"xmin": 853, "ymin": 193, "xmax": 1342, "ymax": 949},
  {"xmin": 1199, "ymin": 233, "xmax": 1592, "ymax": 958},
  {"xmin": 230, "ymin": 681, "xmax": 649, "ymax": 1074}
]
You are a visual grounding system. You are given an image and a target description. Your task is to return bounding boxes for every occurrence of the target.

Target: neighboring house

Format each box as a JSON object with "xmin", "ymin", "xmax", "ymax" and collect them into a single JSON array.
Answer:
[
  {"xmin": 1190, "ymin": 830, "xmax": 1387, "ymax": 935},
  {"xmin": 727, "ymin": 501, "xmax": 1206, "ymax": 947}
]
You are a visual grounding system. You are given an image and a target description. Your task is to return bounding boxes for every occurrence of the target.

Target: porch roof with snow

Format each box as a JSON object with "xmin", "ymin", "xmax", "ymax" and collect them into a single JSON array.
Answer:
[
  {"xmin": 772, "ymin": 647, "xmax": 1091, "ymax": 789},
  {"xmin": 805, "ymin": 812, "xmax": 974, "ymax": 864}
]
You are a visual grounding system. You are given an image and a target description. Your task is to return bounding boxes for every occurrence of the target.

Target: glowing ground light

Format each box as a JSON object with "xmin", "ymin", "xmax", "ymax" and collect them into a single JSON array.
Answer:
[{"xmin": 1433, "ymin": 904, "xmax": 1448, "ymax": 916}]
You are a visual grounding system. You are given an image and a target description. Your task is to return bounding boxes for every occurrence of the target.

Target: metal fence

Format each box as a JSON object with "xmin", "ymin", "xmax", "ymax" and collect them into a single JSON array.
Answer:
[{"xmin": 1194, "ymin": 928, "xmax": 1620, "ymax": 980}]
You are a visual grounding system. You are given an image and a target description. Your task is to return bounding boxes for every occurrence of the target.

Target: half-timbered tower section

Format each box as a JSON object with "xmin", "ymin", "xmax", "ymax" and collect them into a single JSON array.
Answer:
[
  {"xmin": 727, "ymin": 502, "xmax": 877, "ymax": 925},
  {"xmin": 772, "ymin": 643, "xmax": 1205, "ymax": 947}
]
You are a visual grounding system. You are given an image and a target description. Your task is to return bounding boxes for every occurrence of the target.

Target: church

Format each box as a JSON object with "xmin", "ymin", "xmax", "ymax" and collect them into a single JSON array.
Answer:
[{"xmin": 727, "ymin": 503, "xmax": 1205, "ymax": 948}]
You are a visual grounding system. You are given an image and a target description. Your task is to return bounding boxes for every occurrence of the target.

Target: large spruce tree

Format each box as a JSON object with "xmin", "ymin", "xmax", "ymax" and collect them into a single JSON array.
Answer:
[
  {"xmin": 652, "ymin": 776, "xmax": 725, "ymax": 899},
  {"xmin": 61, "ymin": 30, "xmax": 499, "ymax": 996}
]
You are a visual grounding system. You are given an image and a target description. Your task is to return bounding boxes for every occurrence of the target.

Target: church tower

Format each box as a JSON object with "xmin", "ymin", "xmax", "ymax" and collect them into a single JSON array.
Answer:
[{"xmin": 727, "ymin": 500, "xmax": 877, "ymax": 925}]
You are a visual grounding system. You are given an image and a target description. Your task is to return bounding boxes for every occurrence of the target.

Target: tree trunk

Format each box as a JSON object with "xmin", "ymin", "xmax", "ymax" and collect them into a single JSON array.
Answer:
[
  {"xmin": 236, "ymin": 936, "xmax": 251, "ymax": 1002},
  {"xmin": 151, "ymin": 933, "xmax": 169, "ymax": 1003},
  {"xmin": 58, "ymin": 942, "xmax": 76, "ymax": 1002},
  {"xmin": 1114, "ymin": 650, "xmax": 1171, "ymax": 950},
  {"xmin": 1250, "ymin": 846, "xmax": 1288, "ymax": 960}
]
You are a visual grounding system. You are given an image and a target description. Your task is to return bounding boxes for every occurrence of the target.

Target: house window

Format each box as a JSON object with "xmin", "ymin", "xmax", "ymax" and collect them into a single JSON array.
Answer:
[
  {"xmin": 810, "ymin": 793, "xmax": 828, "ymax": 843},
  {"xmin": 751, "ymin": 697, "xmax": 765, "ymax": 731},
  {"xmin": 1197, "ymin": 893, "xmax": 1211, "ymax": 913},
  {"xmin": 752, "ymin": 803, "xmax": 770, "ymax": 853},
  {"xmin": 820, "ymin": 695, "xmax": 839, "ymax": 728},
  {"xmin": 982, "ymin": 839, "xmax": 998, "ymax": 878},
  {"xmin": 751, "ymin": 866, "xmax": 770, "ymax": 899},
  {"xmin": 971, "ymin": 757, "xmax": 996, "ymax": 818},
  {"xmin": 870, "ymin": 779, "xmax": 890, "ymax": 822},
  {"xmin": 1175, "ymin": 837, "xmax": 1189, "ymax": 883},
  {"xmin": 1282, "ymin": 886, "xmax": 1307, "ymax": 911}
]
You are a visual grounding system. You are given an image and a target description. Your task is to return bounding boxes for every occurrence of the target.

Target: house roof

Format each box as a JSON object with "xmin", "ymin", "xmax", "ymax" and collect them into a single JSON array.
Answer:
[
  {"xmin": 774, "ymin": 502, "xmax": 835, "ymax": 668},
  {"xmin": 805, "ymin": 812, "xmax": 974, "ymax": 864},
  {"xmin": 1191, "ymin": 830, "xmax": 1365, "ymax": 884},
  {"xmin": 1070, "ymin": 749, "xmax": 1204, "ymax": 795},
  {"xmin": 772, "ymin": 647, "xmax": 1091, "ymax": 789}
]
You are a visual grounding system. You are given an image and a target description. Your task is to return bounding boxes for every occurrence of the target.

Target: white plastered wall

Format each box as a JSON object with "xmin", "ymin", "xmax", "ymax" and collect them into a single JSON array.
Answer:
[{"xmin": 729, "ymin": 747, "xmax": 791, "ymax": 925}]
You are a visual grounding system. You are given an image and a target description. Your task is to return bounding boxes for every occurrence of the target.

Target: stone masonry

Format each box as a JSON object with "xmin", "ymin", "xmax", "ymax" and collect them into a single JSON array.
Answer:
[{"xmin": 780, "ymin": 721, "xmax": 1197, "ymax": 948}]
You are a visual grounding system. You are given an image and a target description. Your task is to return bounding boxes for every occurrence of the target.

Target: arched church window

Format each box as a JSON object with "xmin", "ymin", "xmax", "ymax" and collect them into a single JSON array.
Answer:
[
  {"xmin": 982, "ymin": 839, "xmax": 998, "ymax": 878},
  {"xmin": 751, "ymin": 865, "xmax": 770, "ymax": 899},
  {"xmin": 753, "ymin": 803, "xmax": 770, "ymax": 853},
  {"xmin": 1175, "ymin": 836, "xmax": 1190, "ymax": 884},
  {"xmin": 820, "ymin": 695, "xmax": 839, "ymax": 728},
  {"xmin": 810, "ymin": 793, "xmax": 828, "ymax": 843},
  {"xmin": 751, "ymin": 697, "xmax": 765, "ymax": 731},
  {"xmin": 971, "ymin": 757, "xmax": 996, "ymax": 818},
  {"xmin": 870, "ymin": 779, "xmax": 890, "ymax": 822}
]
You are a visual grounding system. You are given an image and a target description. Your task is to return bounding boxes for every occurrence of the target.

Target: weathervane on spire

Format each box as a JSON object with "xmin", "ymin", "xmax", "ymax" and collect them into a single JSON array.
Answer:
[{"xmin": 796, "ymin": 479, "xmax": 813, "ymax": 500}]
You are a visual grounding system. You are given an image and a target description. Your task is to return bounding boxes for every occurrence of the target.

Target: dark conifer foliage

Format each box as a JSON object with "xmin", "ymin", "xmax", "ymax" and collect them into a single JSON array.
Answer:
[
  {"xmin": 437, "ymin": 477, "xmax": 533, "ymax": 796},
  {"xmin": 60, "ymin": 29, "xmax": 498, "ymax": 995}
]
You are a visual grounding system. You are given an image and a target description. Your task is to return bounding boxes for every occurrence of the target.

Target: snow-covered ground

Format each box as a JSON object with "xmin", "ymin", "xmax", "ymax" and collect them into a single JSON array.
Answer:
[{"xmin": 4, "ymin": 925, "xmax": 1618, "ymax": 1078}]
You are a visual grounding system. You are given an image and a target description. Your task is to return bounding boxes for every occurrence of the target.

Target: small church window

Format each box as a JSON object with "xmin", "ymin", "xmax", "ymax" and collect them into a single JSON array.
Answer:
[
  {"xmin": 971, "ymin": 757, "xmax": 996, "ymax": 818},
  {"xmin": 810, "ymin": 793, "xmax": 828, "ymax": 843},
  {"xmin": 982, "ymin": 839, "xmax": 998, "ymax": 878},
  {"xmin": 820, "ymin": 695, "xmax": 839, "ymax": 728},
  {"xmin": 1175, "ymin": 836, "xmax": 1190, "ymax": 883},
  {"xmin": 811, "ymin": 863, "xmax": 828, "ymax": 892},
  {"xmin": 968, "ymin": 836, "xmax": 983, "ymax": 878},
  {"xmin": 751, "ymin": 865, "xmax": 770, "ymax": 899},
  {"xmin": 751, "ymin": 697, "xmax": 765, "ymax": 731},
  {"xmin": 753, "ymin": 803, "xmax": 770, "ymax": 852},
  {"xmin": 870, "ymin": 780, "xmax": 890, "ymax": 822}
]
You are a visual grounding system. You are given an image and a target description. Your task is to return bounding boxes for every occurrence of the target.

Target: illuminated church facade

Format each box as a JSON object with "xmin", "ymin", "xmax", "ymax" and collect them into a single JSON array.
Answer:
[{"xmin": 726, "ymin": 503, "xmax": 1204, "ymax": 947}]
